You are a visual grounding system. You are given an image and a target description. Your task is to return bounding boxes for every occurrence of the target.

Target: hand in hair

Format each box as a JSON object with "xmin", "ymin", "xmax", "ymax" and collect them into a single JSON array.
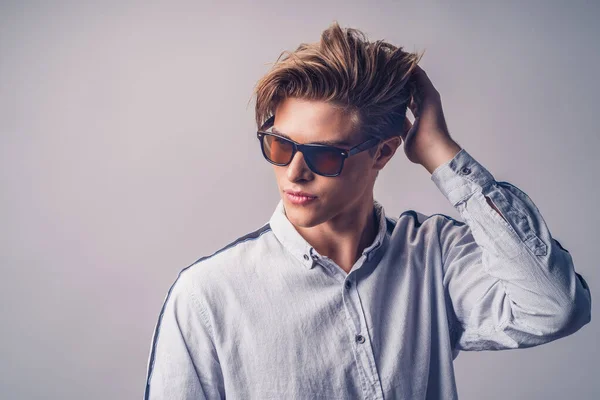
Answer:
[{"xmin": 400, "ymin": 65, "xmax": 462, "ymax": 174}]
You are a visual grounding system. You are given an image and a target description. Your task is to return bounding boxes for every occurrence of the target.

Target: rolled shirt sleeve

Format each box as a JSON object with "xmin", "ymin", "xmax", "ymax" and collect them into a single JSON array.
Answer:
[
  {"xmin": 144, "ymin": 269, "xmax": 225, "ymax": 399},
  {"xmin": 431, "ymin": 148, "xmax": 592, "ymax": 351}
]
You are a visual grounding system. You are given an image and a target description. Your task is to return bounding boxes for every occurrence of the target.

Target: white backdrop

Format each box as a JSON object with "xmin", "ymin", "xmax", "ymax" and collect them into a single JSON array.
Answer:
[{"xmin": 1, "ymin": 1, "xmax": 598, "ymax": 399}]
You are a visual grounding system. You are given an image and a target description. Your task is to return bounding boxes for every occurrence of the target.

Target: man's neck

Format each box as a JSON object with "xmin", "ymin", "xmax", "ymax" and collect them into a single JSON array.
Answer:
[{"xmin": 294, "ymin": 199, "xmax": 379, "ymax": 274}]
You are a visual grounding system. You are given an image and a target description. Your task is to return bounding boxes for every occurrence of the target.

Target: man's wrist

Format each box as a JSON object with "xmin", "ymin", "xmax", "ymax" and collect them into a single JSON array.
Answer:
[{"xmin": 421, "ymin": 139, "xmax": 462, "ymax": 175}]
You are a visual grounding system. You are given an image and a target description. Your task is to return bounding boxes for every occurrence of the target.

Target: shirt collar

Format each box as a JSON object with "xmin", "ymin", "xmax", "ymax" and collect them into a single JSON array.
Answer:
[{"xmin": 269, "ymin": 198, "xmax": 389, "ymax": 270}]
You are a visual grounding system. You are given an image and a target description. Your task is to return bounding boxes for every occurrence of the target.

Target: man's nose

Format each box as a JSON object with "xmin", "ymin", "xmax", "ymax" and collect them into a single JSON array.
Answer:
[{"xmin": 286, "ymin": 150, "xmax": 313, "ymax": 179}]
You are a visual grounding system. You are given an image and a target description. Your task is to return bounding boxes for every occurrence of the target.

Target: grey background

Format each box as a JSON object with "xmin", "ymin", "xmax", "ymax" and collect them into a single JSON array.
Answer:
[{"xmin": 1, "ymin": 0, "xmax": 598, "ymax": 399}]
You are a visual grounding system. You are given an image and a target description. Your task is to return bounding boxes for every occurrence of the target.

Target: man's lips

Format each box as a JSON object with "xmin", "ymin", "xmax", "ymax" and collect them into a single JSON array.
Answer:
[{"xmin": 284, "ymin": 190, "xmax": 317, "ymax": 198}]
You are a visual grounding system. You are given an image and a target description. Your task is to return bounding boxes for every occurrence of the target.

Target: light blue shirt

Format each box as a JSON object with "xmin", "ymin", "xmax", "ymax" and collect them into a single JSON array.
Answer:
[{"xmin": 144, "ymin": 148, "xmax": 591, "ymax": 399}]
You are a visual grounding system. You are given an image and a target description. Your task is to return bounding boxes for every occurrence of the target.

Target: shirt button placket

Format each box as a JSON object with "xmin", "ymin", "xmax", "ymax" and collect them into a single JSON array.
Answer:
[{"xmin": 345, "ymin": 280, "xmax": 384, "ymax": 399}]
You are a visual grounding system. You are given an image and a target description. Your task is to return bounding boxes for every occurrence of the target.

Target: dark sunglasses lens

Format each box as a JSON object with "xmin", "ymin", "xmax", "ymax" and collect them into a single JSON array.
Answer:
[
  {"xmin": 263, "ymin": 135, "xmax": 294, "ymax": 164},
  {"xmin": 262, "ymin": 134, "xmax": 343, "ymax": 175},
  {"xmin": 306, "ymin": 147, "xmax": 343, "ymax": 175}
]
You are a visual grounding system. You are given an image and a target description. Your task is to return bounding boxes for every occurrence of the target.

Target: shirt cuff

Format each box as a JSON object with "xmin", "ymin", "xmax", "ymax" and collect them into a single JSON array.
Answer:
[{"xmin": 430, "ymin": 148, "xmax": 495, "ymax": 206}]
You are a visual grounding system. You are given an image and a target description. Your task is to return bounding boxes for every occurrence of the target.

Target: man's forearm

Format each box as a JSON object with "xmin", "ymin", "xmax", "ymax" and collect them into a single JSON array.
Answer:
[{"xmin": 423, "ymin": 139, "xmax": 462, "ymax": 175}]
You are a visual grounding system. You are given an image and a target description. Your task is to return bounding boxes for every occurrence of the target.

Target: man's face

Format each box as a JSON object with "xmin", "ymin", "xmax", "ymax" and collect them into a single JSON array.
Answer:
[{"xmin": 271, "ymin": 97, "xmax": 382, "ymax": 228}]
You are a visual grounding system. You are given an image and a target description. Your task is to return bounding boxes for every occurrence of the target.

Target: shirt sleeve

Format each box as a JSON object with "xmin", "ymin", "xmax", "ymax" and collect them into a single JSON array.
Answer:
[
  {"xmin": 431, "ymin": 148, "xmax": 592, "ymax": 351},
  {"xmin": 144, "ymin": 270, "xmax": 225, "ymax": 399}
]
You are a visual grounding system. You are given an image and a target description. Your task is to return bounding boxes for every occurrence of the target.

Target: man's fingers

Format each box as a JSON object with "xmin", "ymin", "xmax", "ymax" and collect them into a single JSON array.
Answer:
[
  {"xmin": 410, "ymin": 65, "xmax": 439, "ymax": 100},
  {"xmin": 408, "ymin": 96, "xmax": 419, "ymax": 118},
  {"xmin": 401, "ymin": 116, "xmax": 412, "ymax": 139}
]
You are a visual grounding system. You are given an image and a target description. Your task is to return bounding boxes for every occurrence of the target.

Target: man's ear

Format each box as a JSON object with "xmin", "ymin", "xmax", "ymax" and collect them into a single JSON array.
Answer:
[{"xmin": 376, "ymin": 136, "xmax": 402, "ymax": 162}]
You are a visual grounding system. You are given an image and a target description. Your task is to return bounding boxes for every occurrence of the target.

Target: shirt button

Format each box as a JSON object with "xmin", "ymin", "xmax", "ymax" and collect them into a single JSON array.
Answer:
[
  {"xmin": 356, "ymin": 334, "xmax": 365, "ymax": 344},
  {"xmin": 303, "ymin": 254, "xmax": 309, "ymax": 260},
  {"xmin": 345, "ymin": 281, "xmax": 352, "ymax": 289},
  {"xmin": 460, "ymin": 166, "xmax": 471, "ymax": 175}
]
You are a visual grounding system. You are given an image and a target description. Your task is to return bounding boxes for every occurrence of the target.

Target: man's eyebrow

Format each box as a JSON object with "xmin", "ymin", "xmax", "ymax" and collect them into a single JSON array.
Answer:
[{"xmin": 271, "ymin": 127, "xmax": 351, "ymax": 147}]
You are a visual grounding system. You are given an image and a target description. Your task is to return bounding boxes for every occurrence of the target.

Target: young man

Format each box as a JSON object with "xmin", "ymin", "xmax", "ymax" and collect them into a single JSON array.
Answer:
[{"xmin": 144, "ymin": 22, "xmax": 591, "ymax": 399}]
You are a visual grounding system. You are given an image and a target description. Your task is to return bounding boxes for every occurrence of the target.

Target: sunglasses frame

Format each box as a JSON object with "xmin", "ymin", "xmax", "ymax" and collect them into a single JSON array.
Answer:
[{"xmin": 256, "ymin": 115, "xmax": 381, "ymax": 177}]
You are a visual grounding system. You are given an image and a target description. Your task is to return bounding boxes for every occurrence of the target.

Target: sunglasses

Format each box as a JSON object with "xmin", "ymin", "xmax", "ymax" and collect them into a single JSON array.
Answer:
[{"xmin": 256, "ymin": 116, "xmax": 381, "ymax": 177}]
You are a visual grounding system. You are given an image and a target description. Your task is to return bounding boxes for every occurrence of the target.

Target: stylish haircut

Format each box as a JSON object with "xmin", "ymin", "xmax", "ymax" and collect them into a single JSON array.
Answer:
[{"xmin": 252, "ymin": 21, "xmax": 425, "ymax": 160}]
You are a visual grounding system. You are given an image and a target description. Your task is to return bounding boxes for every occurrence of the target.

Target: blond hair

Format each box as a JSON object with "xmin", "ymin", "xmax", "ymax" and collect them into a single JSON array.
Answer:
[{"xmin": 251, "ymin": 21, "xmax": 424, "ymax": 157}]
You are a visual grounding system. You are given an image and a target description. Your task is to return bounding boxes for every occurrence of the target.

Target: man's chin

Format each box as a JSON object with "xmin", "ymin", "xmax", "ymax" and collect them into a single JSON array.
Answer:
[{"xmin": 285, "ymin": 207, "xmax": 324, "ymax": 228}]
